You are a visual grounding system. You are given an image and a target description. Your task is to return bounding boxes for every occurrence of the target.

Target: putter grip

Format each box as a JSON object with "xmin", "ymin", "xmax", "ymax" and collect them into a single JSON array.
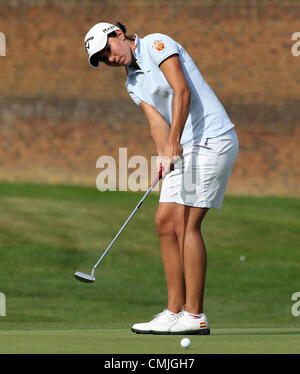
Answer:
[{"xmin": 150, "ymin": 169, "xmax": 163, "ymax": 188}]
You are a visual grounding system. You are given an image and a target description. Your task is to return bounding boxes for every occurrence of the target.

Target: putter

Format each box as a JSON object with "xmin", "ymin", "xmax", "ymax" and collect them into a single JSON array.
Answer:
[{"xmin": 74, "ymin": 170, "xmax": 163, "ymax": 283}]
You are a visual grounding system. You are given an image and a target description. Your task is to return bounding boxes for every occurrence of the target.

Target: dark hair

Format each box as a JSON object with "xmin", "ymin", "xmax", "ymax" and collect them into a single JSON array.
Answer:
[{"xmin": 107, "ymin": 22, "xmax": 135, "ymax": 41}]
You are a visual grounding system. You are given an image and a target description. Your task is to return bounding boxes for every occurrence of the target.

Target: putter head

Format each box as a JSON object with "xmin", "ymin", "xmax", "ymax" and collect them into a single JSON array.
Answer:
[{"xmin": 74, "ymin": 271, "xmax": 95, "ymax": 283}]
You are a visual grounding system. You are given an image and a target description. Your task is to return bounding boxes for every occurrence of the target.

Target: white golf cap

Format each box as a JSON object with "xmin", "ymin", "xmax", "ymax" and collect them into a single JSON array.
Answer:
[{"xmin": 84, "ymin": 22, "xmax": 120, "ymax": 67}]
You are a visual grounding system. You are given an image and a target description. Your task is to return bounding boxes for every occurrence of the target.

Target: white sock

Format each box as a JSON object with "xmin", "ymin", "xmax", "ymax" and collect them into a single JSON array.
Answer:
[{"xmin": 188, "ymin": 312, "xmax": 204, "ymax": 318}]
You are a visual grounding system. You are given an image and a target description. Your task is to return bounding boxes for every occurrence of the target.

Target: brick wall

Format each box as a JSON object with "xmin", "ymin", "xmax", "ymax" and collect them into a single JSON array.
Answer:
[{"xmin": 0, "ymin": 0, "xmax": 299, "ymax": 195}]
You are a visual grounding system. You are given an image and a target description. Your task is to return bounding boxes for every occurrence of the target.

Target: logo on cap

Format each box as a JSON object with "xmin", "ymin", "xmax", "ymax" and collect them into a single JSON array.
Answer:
[
  {"xmin": 85, "ymin": 36, "xmax": 94, "ymax": 52},
  {"xmin": 103, "ymin": 25, "xmax": 117, "ymax": 33}
]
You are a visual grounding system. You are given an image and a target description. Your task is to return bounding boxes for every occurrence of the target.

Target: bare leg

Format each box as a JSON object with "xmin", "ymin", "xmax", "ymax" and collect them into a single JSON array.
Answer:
[
  {"xmin": 155, "ymin": 202, "xmax": 185, "ymax": 313},
  {"xmin": 173, "ymin": 205, "xmax": 209, "ymax": 315}
]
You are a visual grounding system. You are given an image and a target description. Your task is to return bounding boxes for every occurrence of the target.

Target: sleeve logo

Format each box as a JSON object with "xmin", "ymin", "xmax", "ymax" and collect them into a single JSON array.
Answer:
[{"xmin": 152, "ymin": 40, "xmax": 165, "ymax": 51}]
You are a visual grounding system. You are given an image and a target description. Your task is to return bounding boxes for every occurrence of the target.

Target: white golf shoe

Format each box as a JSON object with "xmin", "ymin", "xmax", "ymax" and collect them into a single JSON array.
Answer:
[
  {"xmin": 168, "ymin": 311, "xmax": 210, "ymax": 335},
  {"xmin": 131, "ymin": 309, "xmax": 179, "ymax": 334}
]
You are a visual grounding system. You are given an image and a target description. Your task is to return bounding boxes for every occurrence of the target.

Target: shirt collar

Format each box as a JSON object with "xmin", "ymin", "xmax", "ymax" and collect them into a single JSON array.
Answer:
[
  {"xmin": 126, "ymin": 34, "xmax": 142, "ymax": 76},
  {"xmin": 133, "ymin": 34, "xmax": 140, "ymax": 58}
]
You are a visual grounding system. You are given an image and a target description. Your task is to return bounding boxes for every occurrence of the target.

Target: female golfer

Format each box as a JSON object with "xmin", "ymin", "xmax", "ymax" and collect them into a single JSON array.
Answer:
[{"xmin": 84, "ymin": 22, "xmax": 238, "ymax": 335}]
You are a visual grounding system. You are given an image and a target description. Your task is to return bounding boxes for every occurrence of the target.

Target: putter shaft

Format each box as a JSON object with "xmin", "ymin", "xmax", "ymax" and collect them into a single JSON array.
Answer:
[
  {"xmin": 93, "ymin": 170, "xmax": 163, "ymax": 271},
  {"xmin": 75, "ymin": 170, "xmax": 163, "ymax": 282}
]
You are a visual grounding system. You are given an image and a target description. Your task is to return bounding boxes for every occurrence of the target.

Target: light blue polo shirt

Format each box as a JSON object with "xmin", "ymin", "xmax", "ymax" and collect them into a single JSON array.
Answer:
[{"xmin": 126, "ymin": 33, "xmax": 235, "ymax": 149}]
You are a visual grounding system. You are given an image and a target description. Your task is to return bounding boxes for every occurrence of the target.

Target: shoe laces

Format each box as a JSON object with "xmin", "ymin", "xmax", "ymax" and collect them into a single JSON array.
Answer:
[{"xmin": 153, "ymin": 309, "xmax": 178, "ymax": 321}]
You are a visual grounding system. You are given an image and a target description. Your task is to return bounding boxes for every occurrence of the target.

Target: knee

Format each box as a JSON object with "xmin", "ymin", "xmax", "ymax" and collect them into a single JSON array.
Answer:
[
  {"xmin": 155, "ymin": 211, "xmax": 175, "ymax": 237},
  {"xmin": 155, "ymin": 210, "xmax": 189, "ymax": 239},
  {"xmin": 173, "ymin": 213, "xmax": 204, "ymax": 239}
]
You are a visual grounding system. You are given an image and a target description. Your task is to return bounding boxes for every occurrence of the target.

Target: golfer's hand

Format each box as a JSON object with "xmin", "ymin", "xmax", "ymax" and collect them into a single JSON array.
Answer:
[
  {"xmin": 156, "ymin": 155, "xmax": 168, "ymax": 178},
  {"xmin": 162, "ymin": 141, "xmax": 183, "ymax": 176}
]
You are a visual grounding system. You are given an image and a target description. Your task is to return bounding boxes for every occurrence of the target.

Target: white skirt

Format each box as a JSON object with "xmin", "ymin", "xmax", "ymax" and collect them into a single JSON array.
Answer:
[{"xmin": 159, "ymin": 128, "xmax": 239, "ymax": 209}]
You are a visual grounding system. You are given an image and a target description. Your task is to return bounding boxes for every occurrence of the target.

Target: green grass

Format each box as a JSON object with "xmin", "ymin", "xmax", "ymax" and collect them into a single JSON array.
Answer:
[
  {"xmin": 0, "ymin": 327, "xmax": 300, "ymax": 354},
  {"xmin": 0, "ymin": 182, "xmax": 299, "ymax": 353}
]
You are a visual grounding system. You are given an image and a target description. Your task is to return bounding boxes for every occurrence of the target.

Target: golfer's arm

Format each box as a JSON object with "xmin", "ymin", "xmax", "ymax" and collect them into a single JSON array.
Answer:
[
  {"xmin": 140, "ymin": 101, "xmax": 170, "ymax": 155},
  {"xmin": 159, "ymin": 55, "xmax": 191, "ymax": 144}
]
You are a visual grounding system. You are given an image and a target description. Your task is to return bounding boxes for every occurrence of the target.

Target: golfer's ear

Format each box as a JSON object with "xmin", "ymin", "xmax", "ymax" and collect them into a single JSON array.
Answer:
[{"xmin": 115, "ymin": 29, "xmax": 125, "ymax": 40}]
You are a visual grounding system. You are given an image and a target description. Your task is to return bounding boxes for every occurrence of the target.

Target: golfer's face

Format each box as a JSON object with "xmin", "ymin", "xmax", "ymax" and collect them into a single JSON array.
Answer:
[{"xmin": 98, "ymin": 35, "xmax": 132, "ymax": 67}]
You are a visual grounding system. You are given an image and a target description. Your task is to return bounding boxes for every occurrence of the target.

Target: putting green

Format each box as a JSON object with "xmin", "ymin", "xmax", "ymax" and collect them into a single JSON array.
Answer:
[
  {"xmin": 0, "ymin": 183, "xmax": 299, "ymax": 355},
  {"xmin": 0, "ymin": 327, "xmax": 299, "ymax": 354}
]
